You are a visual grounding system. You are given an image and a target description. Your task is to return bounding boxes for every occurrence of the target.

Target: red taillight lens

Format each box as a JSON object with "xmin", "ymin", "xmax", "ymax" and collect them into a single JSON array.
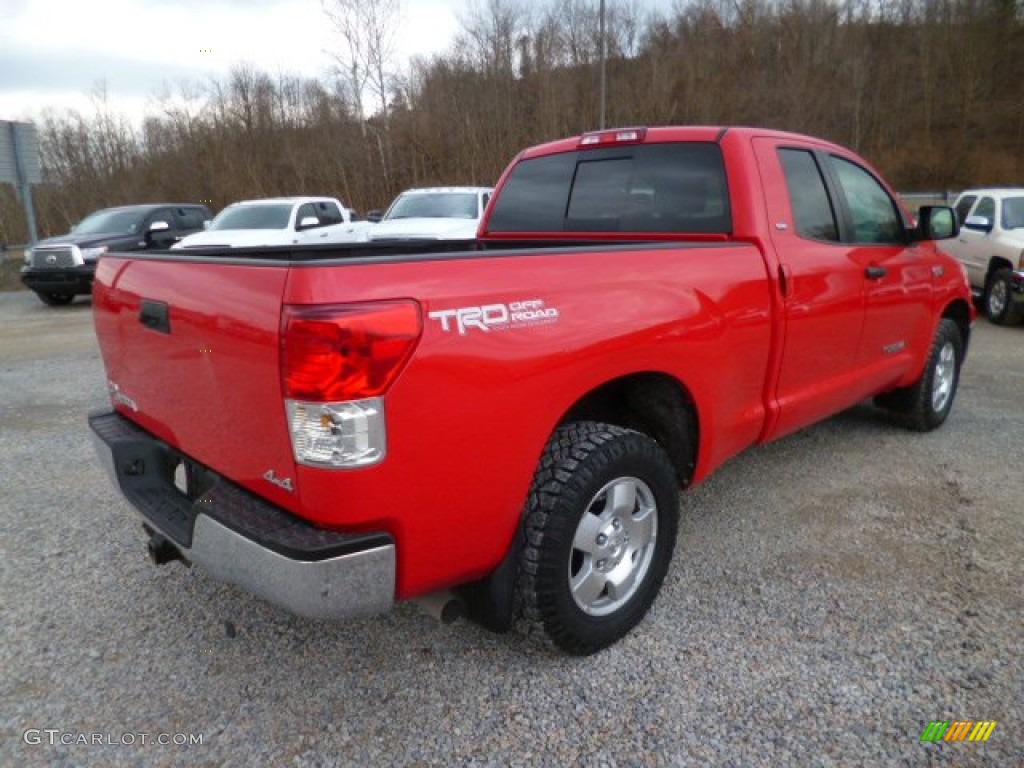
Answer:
[{"xmin": 281, "ymin": 301, "xmax": 422, "ymax": 401}]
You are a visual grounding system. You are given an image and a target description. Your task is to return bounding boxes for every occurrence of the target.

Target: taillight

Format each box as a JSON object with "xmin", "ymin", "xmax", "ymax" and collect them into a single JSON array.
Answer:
[
  {"xmin": 281, "ymin": 301, "xmax": 421, "ymax": 468},
  {"xmin": 281, "ymin": 301, "xmax": 422, "ymax": 401}
]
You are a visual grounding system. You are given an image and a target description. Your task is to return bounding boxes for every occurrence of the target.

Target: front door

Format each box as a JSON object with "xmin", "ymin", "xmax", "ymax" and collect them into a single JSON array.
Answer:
[{"xmin": 824, "ymin": 155, "xmax": 933, "ymax": 389}]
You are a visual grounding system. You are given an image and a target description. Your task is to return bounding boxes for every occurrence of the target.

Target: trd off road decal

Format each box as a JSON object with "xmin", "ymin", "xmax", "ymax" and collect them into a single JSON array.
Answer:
[{"xmin": 428, "ymin": 298, "xmax": 560, "ymax": 335}]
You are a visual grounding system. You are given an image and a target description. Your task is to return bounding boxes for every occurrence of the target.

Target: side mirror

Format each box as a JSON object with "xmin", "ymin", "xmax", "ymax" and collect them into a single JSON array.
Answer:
[
  {"xmin": 149, "ymin": 220, "xmax": 170, "ymax": 232},
  {"xmin": 963, "ymin": 214, "xmax": 992, "ymax": 233},
  {"xmin": 296, "ymin": 216, "xmax": 320, "ymax": 230},
  {"xmin": 202, "ymin": 220, "xmax": 211, "ymax": 230},
  {"xmin": 916, "ymin": 206, "xmax": 958, "ymax": 240},
  {"xmin": 366, "ymin": 210, "xmax": 383, "ymax": 223}
]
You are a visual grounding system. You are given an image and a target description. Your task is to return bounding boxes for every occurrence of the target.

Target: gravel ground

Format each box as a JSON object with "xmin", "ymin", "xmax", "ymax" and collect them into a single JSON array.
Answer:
[{"xmin": 1, "ymin": 290, "xmax": 1020, "ymax": 767}]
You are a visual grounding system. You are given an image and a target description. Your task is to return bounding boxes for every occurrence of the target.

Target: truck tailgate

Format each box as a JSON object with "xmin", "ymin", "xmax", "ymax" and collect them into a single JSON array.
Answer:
[{"xmin": 92, "ymin": 255, "xmax": 299, "ymax": 511}]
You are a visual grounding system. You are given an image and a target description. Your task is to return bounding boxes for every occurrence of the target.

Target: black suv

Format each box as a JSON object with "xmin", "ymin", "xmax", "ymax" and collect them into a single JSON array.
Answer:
[{"xmin": 21, "ymin": 203, "xmax": 212, "ymax": 306}]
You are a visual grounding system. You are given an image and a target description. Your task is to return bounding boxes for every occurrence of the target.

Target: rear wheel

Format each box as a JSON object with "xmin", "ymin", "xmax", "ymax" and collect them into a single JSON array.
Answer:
[
  {"xmin": 984, "ymin": 269, "xmax": 1020, "ymax": 325},
  {"xmin": 35, "ymin": 292, "xmax": 74, "ymax": 306},
  {"xmin": 873, "ymin": 318, "xmax": 964, "ymax": 432},
  {"xmin": 519, "ymin": 422, "xmax": 680, "ymax": 655}
]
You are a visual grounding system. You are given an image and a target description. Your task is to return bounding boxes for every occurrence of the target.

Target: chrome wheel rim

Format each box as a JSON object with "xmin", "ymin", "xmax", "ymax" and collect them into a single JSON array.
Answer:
[
  {"xmin": 931, "ymin": 341, "xmax": 956, "ymax": 413},
  {"xmin": 988, "ymin": 281, "xmax": 1007, "ymax": 317},
  {"xmin": 568, "ymin": 477, "xmax": 658, "ymax": 617}
]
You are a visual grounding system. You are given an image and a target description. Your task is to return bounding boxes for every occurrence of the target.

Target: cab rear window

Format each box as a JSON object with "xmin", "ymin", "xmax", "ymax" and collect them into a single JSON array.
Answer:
[{"xmin": 487, "ymin": 143, "xmax": 731, "ymax": 234}]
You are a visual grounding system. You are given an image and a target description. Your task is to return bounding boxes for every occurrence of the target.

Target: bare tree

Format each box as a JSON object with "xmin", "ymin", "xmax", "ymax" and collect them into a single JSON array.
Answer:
[{"xmin": 322, "ymin": 0, "xmax": 402, "ymax": 184}]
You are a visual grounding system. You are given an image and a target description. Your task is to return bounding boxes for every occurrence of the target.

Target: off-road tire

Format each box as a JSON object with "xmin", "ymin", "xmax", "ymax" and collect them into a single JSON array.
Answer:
[
  {"xmin": 873, "ymin": 318, "xmax": 964, "ymax": 432},
  {"xmin": 519, "ymin": 422, "xmax": 680, "ymax": 655}
]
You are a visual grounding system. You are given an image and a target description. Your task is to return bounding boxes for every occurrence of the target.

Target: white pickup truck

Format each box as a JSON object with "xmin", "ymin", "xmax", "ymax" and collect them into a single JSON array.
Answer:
[
  {"xmin": 945, "ymin": 188, "xmax": 1024, "ymax": 324},
  {"xmin": 363, "ymin": 187, "xmax": 493, "ymax": 242},
  {"xmin": 173, "ymin": 197, "xmax": 369, "ymax": 249}
]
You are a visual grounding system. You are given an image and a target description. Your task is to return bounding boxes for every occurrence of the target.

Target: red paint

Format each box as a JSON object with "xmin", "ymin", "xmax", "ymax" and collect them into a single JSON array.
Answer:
[{"xmin": 92, "ymin": 127, "xmax": 974, "ymax": 601}]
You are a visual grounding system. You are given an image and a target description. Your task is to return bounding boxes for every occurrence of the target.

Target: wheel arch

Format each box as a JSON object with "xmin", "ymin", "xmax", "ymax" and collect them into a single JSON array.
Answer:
[
  {"xmin": 558, "ymin": 371, "xmax": 699, "ymax": 489},
  {"xmin": 986, "ymin": 256, "xmax": 1015, "ymax": 281},
  {"xmin": 941, "ymin": 298, "xmax": 972, "ymax": 358},
  {"xmin": 459, "ymin": 371, "xmax": 699, "ymax": 633}
]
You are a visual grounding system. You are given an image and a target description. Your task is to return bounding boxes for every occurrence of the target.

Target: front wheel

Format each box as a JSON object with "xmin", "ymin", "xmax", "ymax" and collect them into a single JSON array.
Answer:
[
  {"xmin": 519, "ymin": 422, "xmax": 680, "ymax": 655},
  {"xmin": 873, "ymin": 318, "xmax": 964, "ymax": 432},
  {"xmin": 35, "ymin": 291, "xmax": 74, "ymax": 306},
  {"xmin": 984, "ymin": 269, "xmax": 1021, "ymax": 325}
]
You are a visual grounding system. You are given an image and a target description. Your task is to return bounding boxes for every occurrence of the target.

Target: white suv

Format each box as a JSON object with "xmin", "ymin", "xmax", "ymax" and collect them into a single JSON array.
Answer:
[{"xmin": 945, "ymin": 188, "xmax": 1024, "ymax": 325}]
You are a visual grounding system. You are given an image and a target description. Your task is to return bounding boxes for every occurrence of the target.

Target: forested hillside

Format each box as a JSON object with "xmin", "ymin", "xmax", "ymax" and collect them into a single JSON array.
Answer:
[{"xmin": 2, "ymin": 0, "xmax": 1021, "ymax": 242}]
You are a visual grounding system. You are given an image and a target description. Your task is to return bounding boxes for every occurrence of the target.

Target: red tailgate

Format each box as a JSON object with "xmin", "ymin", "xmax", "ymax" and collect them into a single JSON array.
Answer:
[{"xmin": 92, "ymin": 255, "xmax": 300, "ymax": 512}]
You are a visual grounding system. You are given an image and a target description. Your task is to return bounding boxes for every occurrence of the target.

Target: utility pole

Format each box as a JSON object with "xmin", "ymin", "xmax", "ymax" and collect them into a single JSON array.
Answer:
[{"xmin": 599, "ymin": 0, "xmax": 607, "ymax": 129}]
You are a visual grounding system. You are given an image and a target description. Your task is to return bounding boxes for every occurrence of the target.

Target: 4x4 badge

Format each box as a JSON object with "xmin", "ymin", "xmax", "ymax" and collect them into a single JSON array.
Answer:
[{"xmin": 263, "ymin": 469, "xmax": 294, "ymax": 492}]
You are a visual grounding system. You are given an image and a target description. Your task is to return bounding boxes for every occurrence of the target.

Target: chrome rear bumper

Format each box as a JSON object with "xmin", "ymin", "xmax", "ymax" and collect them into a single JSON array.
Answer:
[{"xmin": 88, "ymin": 409, "xmax": 395, "ymax": 619}]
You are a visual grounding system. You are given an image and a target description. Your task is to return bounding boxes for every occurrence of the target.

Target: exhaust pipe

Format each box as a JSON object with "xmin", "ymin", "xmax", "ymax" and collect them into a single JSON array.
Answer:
[{"xmin": 415, "ymin": 590, "xmax": 464, "ymax": 624}]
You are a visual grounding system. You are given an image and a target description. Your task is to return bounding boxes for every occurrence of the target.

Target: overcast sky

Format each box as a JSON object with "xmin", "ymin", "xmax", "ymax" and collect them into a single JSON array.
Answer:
[{"xmin": 0, "ymin": 0, "xmax": 462, "ymax": 124}]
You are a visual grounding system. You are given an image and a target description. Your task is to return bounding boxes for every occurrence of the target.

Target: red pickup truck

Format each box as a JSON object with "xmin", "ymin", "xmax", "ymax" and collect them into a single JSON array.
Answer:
[{"xmin": 89, "ymin": 127, "xmax": 973, "ymax": 654}]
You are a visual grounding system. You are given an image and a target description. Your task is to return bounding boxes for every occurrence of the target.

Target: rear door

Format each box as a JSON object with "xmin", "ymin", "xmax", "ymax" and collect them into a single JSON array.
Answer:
[{"xmin": 753, "ymin": 140, "xmax": 867, "ymax": 438}]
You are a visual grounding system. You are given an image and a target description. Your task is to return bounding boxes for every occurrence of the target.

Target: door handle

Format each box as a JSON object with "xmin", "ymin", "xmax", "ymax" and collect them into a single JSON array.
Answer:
[
  {"xmin": 865, "ymin": 265, "xmax": 888, "ymax": 279},
  {"xmin": 139, "ymin": 299, "xmax": 171, "ymax": 334}
]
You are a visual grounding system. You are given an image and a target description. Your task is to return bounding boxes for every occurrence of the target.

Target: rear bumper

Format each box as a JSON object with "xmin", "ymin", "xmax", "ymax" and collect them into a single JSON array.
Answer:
[
  {"xmin": 21, "ymin": 264, "xmax": 95, "ymax": 295},
  {"xmin": 88, "ymin": 409, "xmax": 395, "ymax": 619}
]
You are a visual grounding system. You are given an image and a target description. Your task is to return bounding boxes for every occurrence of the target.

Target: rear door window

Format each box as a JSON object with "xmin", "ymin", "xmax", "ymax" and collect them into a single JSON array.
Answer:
[
  {"xmin": 174, "ymin": 207, "xmax": 207, "ymax": 231},
  {"xmin": 778, "ymin": 149, "xmax": 839, "ymax": 242},
  {"xmin": 487, "ymin": 143, "xmax": 731, "ymax": 234},
  {"xmin": 315, "ymin": 201, "xmax": 344, "ymax": 225}
]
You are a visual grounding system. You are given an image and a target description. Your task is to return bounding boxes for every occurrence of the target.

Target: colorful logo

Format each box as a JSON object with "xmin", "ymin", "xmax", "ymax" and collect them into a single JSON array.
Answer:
[{"xmin": 921, "ymin": 720, "xmax": 997, "ymax": 742}]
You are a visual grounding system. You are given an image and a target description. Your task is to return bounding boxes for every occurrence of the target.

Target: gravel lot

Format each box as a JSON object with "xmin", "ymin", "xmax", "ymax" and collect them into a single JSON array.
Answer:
[{"xmin": 1, "ymin": 290, "xmax": 1020, "ymax": 767}]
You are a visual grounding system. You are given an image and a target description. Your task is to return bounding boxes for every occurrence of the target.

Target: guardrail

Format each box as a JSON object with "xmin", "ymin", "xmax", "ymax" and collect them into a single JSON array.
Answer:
[{"xmin": 900, "ymin": 192, "xmax": 959, "ymax": 206}]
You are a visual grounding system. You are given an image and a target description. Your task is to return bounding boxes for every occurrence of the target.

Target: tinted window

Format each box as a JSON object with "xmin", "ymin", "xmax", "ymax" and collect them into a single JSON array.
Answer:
[
  {"xmin": 175, "ymin": 207, "xmax": 207, "ymax": 231},
  {"xmin": 487, "ymin": 153, "xmax": 575, "ymax": 231},
  {"xmin": 954, "ymin": 195, "xmax": 977, "ymax": 225},
  {"xmin": 487, "ymin": 143, "xmax": 731, "ymax": 234},
  {"xmin": 567, "ymin": 158, "xmax": 633, "ymax": 230},
  {"xmin": 315, "ymin": 201, "xmax": 344, "ymax": 225},
  {"xmin": 830, "ymin": 156, "xmax": 904, "ymax": 244},
  {"xmin": 778, "ymin": 149, "xmax": 839, "ymax": 242},
  {"xmin": 1002, "ymin": 196, "xmax": 1024, "ymax": 230}
]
